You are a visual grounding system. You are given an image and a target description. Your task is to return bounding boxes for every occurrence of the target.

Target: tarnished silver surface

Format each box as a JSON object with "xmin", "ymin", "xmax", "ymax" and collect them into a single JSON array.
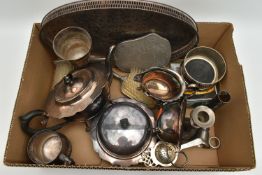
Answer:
[
  {"xmin": 183, "ymin": 46, "xmax": 227, "ymax": 88},
  {"xmin": 54, "ymin": 70, "xmax": 94, "ymax": 104},
  {"xmin": 150, "ymin": 141, "xmax": 179, "ymax": 167},
  {"xmin": 184, "ymin": 56, "xmax": 218, "ymax": 84},
  {"xmin": 209, "ymin": 136, "xmax": 221, "ymax": 149},
  {"xmin": 113, "ymin": 33, "xmax": 171, "ymax": 72},
  {"xmin": 53, "ymin": 26, "xmax": 92, "ymax": 66},
  {"xmin": 45, "ymin": 62, "xmax": 108, "ymax": 119},
  {"xmin": 145, "ymin": 79, "xmax": 170, "ymax": 98},
  {"xmin": 156, "ymin": 99, "xmax": 186, "ymax": 145},
  {"xmin": 190, "ymin": 106, "xmax": 215, "ymax": 129},
  {"xmin": 180, "ymin": 137, "xmax": 205, "ymax": 150},
  {"xmin": 206, "ymin": 90, "xmax": 231, "ymax": 110},
  {"xmin": 113, "ymin": 68, "xmax": 157, "ymax": 108},
  {"xmin": 42, "ymin": 136, "xmax": 62, "ymax": 161},
  {"xmin": 134, "ymin": 67, "xmax": 186, "ymax": 102},
  {"xmin": 40, "ymin": 0, "xmax": 198, "ymax": 60},
  {"xmin": 181, "ymin": 128, "xmax": 220, "ymax": 150},
  {"xmin": 113, "ymin": 68, "xmax": 156, "ymax": 109},
  {"xmin": 91, "ymin": 97, "xmax": 156, "ymax": 166},
  {"xmin": 52, "ymin": 60, "xmax": 74, "ymax": 88},
  {"xmin": 27, "ymin": 130, "xmax": 73, "ymax": 165}
]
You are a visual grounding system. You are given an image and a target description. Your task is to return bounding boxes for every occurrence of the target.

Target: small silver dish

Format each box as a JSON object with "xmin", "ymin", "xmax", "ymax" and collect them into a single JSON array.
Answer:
[{"xmin": 134, "ymin": 67, "xmax": 186, "ymax": 102}]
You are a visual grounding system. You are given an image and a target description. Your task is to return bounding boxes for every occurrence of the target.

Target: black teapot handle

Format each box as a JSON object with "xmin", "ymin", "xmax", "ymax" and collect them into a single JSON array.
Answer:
[{"xmin": 20, "ymin": 109, "xmax": 73, "ymax": 136}]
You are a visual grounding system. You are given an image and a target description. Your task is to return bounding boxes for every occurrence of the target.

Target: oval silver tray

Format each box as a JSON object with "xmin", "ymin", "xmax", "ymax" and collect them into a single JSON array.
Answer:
[{"xmin": 40, "ymin": 0, "xmax": 198, "ymax": 60}]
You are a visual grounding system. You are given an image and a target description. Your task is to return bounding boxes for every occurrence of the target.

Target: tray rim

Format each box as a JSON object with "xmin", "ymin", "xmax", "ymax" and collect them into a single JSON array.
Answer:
[
  {"xmin": 40, "ymin": 0, "xmax": 199, "ymax": 59},
  {"xmin": 41, "ymin": 0, "xmax": 198, "ymax": 31}
]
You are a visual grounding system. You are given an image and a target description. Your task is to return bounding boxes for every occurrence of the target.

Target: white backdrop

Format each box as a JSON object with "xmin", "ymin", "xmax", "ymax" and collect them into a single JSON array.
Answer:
[{"xmin": 0, "ymin": 0, "xmax": 261, "ymax": 174}]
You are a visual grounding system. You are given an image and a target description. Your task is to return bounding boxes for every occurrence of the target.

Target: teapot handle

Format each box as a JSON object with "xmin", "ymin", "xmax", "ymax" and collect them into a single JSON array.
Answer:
[
  {"xmin": 105, "ymin": 45, "xmax": 115, "ymax": 82},
  {"xmin": 19, "ymin": 109, "xmax": 72, "ymax": 136}
]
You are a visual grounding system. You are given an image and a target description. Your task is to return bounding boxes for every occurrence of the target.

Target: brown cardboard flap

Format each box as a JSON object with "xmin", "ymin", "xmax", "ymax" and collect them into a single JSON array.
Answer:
[
  {"xmin": 4, "ymin": 22, "xmax": 255, "ymax": 171},
  {"xmin": 197, "ymin": 22, "xmax": 232, "ymax": 47},
  {"xmin": 4, "ymin": 24, "xmax": 54, "ymax": 163},
  {"xmin": 214, "ymin": 24, "xmax": 255, "ymax": 167}
]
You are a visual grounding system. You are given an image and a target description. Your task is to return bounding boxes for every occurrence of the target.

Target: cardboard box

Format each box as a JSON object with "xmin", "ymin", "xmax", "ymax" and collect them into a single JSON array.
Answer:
[{"xmin": 4, "ymin": 22, "xmax": 256, "ymax": 171}]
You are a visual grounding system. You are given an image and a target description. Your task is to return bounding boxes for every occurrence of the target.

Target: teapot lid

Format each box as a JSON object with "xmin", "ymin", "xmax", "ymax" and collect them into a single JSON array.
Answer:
[
  {"xmin": 45, "ymin": 62, "xmax": 109, "ymax": 119},
  {"xmin": 54, "ymin": 69, "xmax": 94, "ymax": 104}
]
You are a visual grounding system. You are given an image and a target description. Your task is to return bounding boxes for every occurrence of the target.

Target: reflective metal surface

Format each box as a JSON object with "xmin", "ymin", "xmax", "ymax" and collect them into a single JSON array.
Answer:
[
  {"xmin": 181, "ymin": 118, "xmax": 200, "ymax": 143},
  {"xmin": 209, "ymin": 136, "xmax": 221, "ymax": 149},
  {"xmin": 134, "ymin": 67, "xmax": 186, "ymax": 102},
  {"xmin": 52, "ymin": 60, "xmax": 74, "ymax": 88},
  {"xmin": 19, "ymin": 110, "xmax": 75, "ymax": 165},
  {"xmin": 181, "ymin": 128, "xmax": 220, "ymax": 150},
  {"xmin": 40, "ymin": 0, "xmax": 198, "ymax": 60},
  {"xmin": 157, "ymin": 99, "xmax": 186, "ymax": 144},
  {"xmin": 98, "ymin": 103, "xmax": 151, "ymax": 156},
  {"xmin": 183, "ymin": 46, "xmax": 227, "ymax": 88},
  {"xmin": 207, "ymin": 91, "xmax": 231, "ymax": 109},
  {"xmin": 150, "ymin": 141, "xmax": 179, "ymax": 167},
  {"xmin": 53, "ymin": 26, "xmax": 92, "ymax": 66},
  {"xmin": 113, "ymin": 33, "xmax": 171, "ymax": 72},
  {"xmin": 145, "ymin": 79, "xmax": 170, "ymax": 98},
  {"xmin": 113, "ymin": 68, "xmax": 156, "ymax": 108},
  {"xmin": 46, "ymin": 62, "xmax": 110, "ymax": 119},
  {"xmin": 91, "ymin": 98, "xmax": 156, "ymax": 166},
  {"xmin": 27, "ymin": 130, "xmax": 73, "ymax": 165},
  {"xmin": 54, "ymin": 70, "xmax": 93, "ymax": 104},
  {"xmin": 190, "ymin": 106, "xmax": 215, "ymax": 129}
]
